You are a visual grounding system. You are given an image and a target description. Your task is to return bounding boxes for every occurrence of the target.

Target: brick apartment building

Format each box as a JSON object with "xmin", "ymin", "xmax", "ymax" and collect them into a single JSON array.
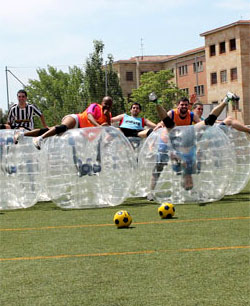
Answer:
[{"xmin": 113, "ymin": 20, "xmax": 250, "ymax": 124}]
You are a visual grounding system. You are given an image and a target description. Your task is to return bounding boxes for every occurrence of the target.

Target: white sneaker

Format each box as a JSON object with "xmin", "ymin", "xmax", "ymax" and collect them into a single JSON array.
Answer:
[
  {"xmin": 13, "ymin": 131, "xmax": 24, "ymax": 144},
  {"xmin": 147, "ymin": 192, "xmax": 155, "ymax": 201},
  {"xmin": 149, "ymin": 92, "xmax": 158, "ymax": 102},
  {"xmin": 33, "ymin": 137, "xmax": 43, "ymax": 150},
  {"xmin": 223, "ymin": 92, "xmax": 240, "ymax": 104}
]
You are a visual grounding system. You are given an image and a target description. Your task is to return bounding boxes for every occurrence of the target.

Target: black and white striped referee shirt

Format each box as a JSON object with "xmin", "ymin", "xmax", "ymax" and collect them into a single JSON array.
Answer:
[{"xmin": 7, "ymin": 103, "xmax": 43, "ymax": 130}]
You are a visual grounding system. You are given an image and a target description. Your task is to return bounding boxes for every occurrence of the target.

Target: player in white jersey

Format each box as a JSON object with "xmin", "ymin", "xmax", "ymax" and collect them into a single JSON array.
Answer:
[{"xmin": 7, "ymin": 89, "xmax": 48, "ymax": 131}]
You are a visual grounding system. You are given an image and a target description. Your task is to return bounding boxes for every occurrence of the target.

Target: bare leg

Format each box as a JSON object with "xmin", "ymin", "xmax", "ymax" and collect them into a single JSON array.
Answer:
[
  {"xmin": 210, "ymin": 100, "xmax": 228, "ymax": 118},
  {"xmin": 24, "ymin": 129, "xmax": 44, "ymax": 137},
  {"xmin": 137, "ymin": 129, "xmax": 152, "ymax": 138},
  {"xmin": 148, "ymin": 163, "xmax": 165, "ymax": 201},
  {"xmin": 40, "ymin": 116, "xmax": 76, "ymax": 140},
  {"xmin": 223, "ymin": 116, "xmax": 250, "ymax": 133},
  {"xmin": 195, "ymin": 100, "xmax": 228, "ymax": 128},
  {"xmin": 150, "ymin": 163, "xmax": 164, "ymax": 191},
  {"xmin": 182, "ymin": 174, "xmax": 193, "ymax": 190},
  {"xmin": 155, "ymin": 105, "xmax": 175, "ymax": 132},
  {"xmin": 156, "ymin": 105, "xmax": 169, "ymax": 121},
  {"xmin": 33, "ymin": 116, "xmax": 77, "ymax": 150}
]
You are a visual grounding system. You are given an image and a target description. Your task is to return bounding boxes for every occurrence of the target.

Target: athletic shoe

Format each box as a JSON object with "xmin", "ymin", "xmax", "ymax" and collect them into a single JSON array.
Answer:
[
  {"xmin": 149, "ymin": 92, "xmax": 162, "ymax": 104},
  {"xmin": 149, "ymin": 92, "xmax": 158, "ymax": 103},
  {"xmin": 13, "ymin": 131, "xmax": 23, "ymax": 144},
  {"xmin": 33, "ymin": 137, "xmax": 43, "ymax": 150},
  {"xmin": 223, "ymin": 92, "xmax": 240, "ymax": 104},
  {"xmin": 93, "ymin": 163, "xmax": 101, "ymax": 173},
  {"xmin": 147, "ymin": 192, "xmax": 154, "ymax": 201}
]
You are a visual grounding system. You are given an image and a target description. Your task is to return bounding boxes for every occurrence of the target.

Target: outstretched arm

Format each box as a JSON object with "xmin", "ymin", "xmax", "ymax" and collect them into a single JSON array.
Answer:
[
  {"xmin": 144, "ymin": 118, "xmax": 156, "ymax": 128},
  {"xmin": 111, "ymin": 114, "xmax": 124, "ymax": 124},
  {"xmin": 87, "ymin": 113, "xmax": 102, "ymax": 126}
]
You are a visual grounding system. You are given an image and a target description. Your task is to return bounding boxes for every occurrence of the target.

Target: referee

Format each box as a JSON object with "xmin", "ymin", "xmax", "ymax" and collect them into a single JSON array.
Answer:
[{"xmin": 7, "ymin": 89, "xmax": 48, "ymax": 130}]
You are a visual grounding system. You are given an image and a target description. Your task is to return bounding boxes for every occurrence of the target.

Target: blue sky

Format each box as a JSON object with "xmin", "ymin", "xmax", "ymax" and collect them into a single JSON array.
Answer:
[{"xmin": 1, "ymin": 0, "xmax": 249, "ymax": 112}]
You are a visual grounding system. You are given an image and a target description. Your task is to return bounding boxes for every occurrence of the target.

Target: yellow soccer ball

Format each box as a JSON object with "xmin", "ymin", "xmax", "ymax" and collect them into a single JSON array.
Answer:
[
  {"xmin": 113, "ymin": 210, "xmax": 132, "ymax": 228},
  {"xmin": 158, "ymin": 203, "xmax": 175, "ymax": 219}
]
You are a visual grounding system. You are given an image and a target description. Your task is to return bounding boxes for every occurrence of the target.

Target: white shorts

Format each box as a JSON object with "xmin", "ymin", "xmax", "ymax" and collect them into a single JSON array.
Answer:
[{"xmin": 62, "ymin": 114, "xmax": 79, "ymax": 128}]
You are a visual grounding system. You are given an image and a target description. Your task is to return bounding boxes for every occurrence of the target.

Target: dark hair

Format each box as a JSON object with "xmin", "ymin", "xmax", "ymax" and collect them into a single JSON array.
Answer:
[
  {"xmin": 193, "ymin": 102, "xmax": 203, "ymax": 109},
  {"xmin": 17, "ymin": 89, "xmax": 27, "ymax": 97},
  {"xmin": 102, "ymin": 96, "xmax": 113, "ymax": 103},
  {"xmin": 130, "ymin": 102, "xmax": 141, "ymax": 110},
  {"xmin": 178, "ymin": 97, "xmax": 189, "ymax": 104}
]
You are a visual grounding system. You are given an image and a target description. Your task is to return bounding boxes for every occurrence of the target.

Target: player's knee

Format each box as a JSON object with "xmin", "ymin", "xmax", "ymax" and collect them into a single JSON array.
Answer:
[
  {"xmin": 38, "ymin": 128, "xmax": 49, "ymax": 136},
  {"xmin": 152, "ymin": 165, "xmax": 163, "ymax": 179},
  {"xmin": 204, "ymin": 114, "xmax": 217, "ymax": 126},
  {"xmin": 163, "ymin": 116, "xmax": 175, "ymax": 129},
  {"xmin": 223, "ymin": 116, "xmax": 233, "ymax": 126},
  {"xmin": 146, "ymin": 128, "xmax": 153, "ymax": 137},
  {"xmin": 55, "ymin": 124, "xmax": 68, "ymax": 135}
]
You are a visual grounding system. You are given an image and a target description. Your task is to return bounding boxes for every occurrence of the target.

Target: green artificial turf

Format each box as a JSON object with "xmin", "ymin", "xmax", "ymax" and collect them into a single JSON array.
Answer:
[{"xmin": 0, "ymin": 183, "xmax": 249, "ymax": 306}]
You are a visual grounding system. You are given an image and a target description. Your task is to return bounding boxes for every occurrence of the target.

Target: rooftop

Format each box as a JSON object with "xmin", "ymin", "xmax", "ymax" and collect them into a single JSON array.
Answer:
[
  {"xmin": 200, "ymin": 20, "xmax": 250, "ymax": 36},
  {"xmin": 114, "ymin": 46, "xmax": 205, "ymax": 64}
]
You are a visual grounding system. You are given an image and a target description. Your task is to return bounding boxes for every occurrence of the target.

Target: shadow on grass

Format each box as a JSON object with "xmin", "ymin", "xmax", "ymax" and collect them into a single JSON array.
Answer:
[
  {"xmin": 0, "ymin": 201, "xmax": 61, "ymax": 213},
  {"xmin": 1, "ymin": 187, "xmax": 249, "ymax": 213}
]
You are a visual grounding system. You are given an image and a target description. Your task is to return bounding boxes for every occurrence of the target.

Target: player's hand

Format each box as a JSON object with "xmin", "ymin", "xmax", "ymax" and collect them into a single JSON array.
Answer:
[
  {"xmin": 154, "ymin": 122, "xmax": 164, "ymax": 131},
  {"xmin": 103, "ymin": 110, "xmax": 111, "ymax": 125}
]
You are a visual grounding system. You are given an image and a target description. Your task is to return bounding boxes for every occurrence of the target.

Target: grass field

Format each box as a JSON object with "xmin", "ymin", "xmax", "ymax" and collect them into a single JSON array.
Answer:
[{"xmin": 1, "ymin": 182, "xmax": 249, "ymax": 306}]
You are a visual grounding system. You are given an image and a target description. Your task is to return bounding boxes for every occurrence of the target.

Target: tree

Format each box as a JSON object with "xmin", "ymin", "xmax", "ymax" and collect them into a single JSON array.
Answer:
[
  {"xmin": 105, "ymin": 54, "xmax": 125, "ymax": 115},
  {"xmin": 131, "ymin": 70, "xmax": 184, "ymax": 123},
  {"xmin": 26, "ymin": 66, "xmax": 85, "ymax": 126},
  {"xmin": 83, "ymin": 40, "xmax": 125, "ymax": 116},
  {"xmin": 0, "ymin": 109, "xmax": 8, "ymax": 124},
  {"xmin": 83, "ymin": 40, "xmax": 105, "ymax": 103},
  {"xmin": 23, "ymin": 40, "xmax": 125, "ymax": 127}
]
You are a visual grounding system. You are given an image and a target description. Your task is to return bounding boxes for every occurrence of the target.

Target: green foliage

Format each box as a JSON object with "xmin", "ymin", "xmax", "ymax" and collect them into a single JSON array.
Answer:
[
  {"xmin": 0, "ymin": 109, "xmax": 8, "ymax": 124},
  {"xmin": 131, "ymin": 70, "xmax": 184, "ymax": 123},
  {"xmin": 26, "ymin": 66, "xmax": 85, "ymax": 127},
  {"xmin": 105, "ymin": 54, "xmax": 125, "ymax": 116},
  {"xmin": 83, "ymin": 40, "xmax": 106, "ymax": 102},
  {"xmin": 25, "ymin": 40, "xmax": 125, "ymax": 127},
  {"xmin": 83, "ymin": 41, "xmax": 125, "ymax": 116}
]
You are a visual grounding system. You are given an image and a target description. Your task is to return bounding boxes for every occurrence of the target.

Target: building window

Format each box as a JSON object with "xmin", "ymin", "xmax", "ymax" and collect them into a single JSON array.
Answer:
[
  {"xmin": 211, "ymin": 72, "xmax": 217, "ymax": 85},
  {"xmin": 194, "ymin": 85, "xmax": 204, "ymax": 96},
  {"xmin": 178, "ymin": 65, "xmax": 188, "ymax": 76},
  {"xmin": 220, "ymin": 70, "xmax": 227, "ymax": 83},
  {"xmin": 230, "ymin": 68, "xmax": 237, "ymax": 81},
  {"xmin": 181, "ymin": 88, "xmax": 189, "ymax": 96},
  {"xmin": 126, "ymin": 71, "xmax": 133, "ymax": 81},
  {"xmin": 193, "ymin": 61, "xmax": 203, "ymax": 72},
  {"xmin": 219, "ymin": 41, "xmax": 226, "ymax": 54},
  {"xmin": 230, "ymin": 38, "xmax": 236, "ymax": 51},
  {"xmin": 210, "ymin": 44, "xmax": 216, "ymax": 56}
]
